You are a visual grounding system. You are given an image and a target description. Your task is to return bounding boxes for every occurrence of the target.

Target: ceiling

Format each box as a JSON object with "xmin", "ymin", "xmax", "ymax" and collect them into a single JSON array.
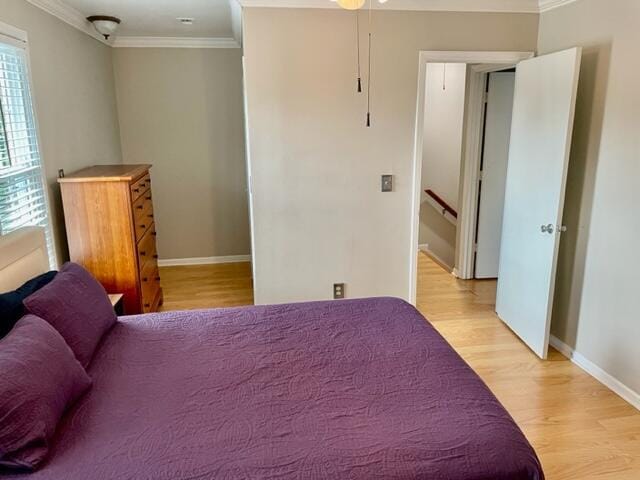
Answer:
[
  {"xmin": 27, "ymin": 0, "xmax": 574, "ymax": 46},
  {"xmin": 63, "ymin": 0, "xmax": 235, "ymax": 38}
]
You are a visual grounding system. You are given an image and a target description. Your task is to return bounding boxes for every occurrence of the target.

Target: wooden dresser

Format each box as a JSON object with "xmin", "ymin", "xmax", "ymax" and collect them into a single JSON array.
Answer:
[{"xmin": 58, "ymin": 164, "xmax": 163, "ymax": 314}]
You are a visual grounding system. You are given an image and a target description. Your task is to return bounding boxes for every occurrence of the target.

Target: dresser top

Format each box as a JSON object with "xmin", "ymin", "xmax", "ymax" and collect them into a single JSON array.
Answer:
[{"xmin": 58, "ymin": 164, "xmax": 151, "ymax": 183}]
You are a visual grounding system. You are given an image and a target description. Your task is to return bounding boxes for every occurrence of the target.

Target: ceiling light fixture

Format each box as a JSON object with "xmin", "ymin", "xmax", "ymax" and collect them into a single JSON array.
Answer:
[
  {"xmin": 177, "ymin": 17, "xmax": 195, "ymax": 25},
  {"xmin": 87, "ymin": 15, "xmax": 121, "ymax": 40},
  {"xmin": 330, "ymin": 0, "xmax": 387, "ymax": 9},
  {"xmin": 336, "ymin": 0, "xmax": 365, "ymax": 9}
]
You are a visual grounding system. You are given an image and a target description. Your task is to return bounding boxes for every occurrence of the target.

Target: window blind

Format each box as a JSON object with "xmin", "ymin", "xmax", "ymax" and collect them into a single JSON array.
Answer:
[{"xmin": 0, "ymin": 40, "xmax": 55, "ymax": 266}]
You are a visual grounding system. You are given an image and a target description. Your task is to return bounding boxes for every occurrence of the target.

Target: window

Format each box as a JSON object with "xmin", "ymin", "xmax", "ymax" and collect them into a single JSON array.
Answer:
[{"xmin": 0, "ymin": 25, "xmax": 55, "ymax": 267}]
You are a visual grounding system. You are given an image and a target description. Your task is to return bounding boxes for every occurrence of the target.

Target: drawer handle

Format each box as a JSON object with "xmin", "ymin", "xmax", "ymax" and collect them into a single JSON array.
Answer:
[
  {"xmin": 155, "ymin": 276, "xmax": 161, "ymax": 281},
  {"xmin": 146, "ymin": 196, "xmax": 152, "ymax": 200},
  {"xmin": 153, "ymin": 254, "xmax": 159, "ymax": 259},
  {"xmin": 142, "ymin": 277, "xmax": 148, "ymax": 282},
  {"xmin": 133, "ymin": 188, "xmax": 140, "ymax": 193},
  {"xmin": 136, "ymin": 205, "xmax": 143, "ymax": 210},
  {"xmin": 140, "ymin": 183, "xmax": 146, "ymax": 188},
  {"xmin": 140, "ymin": 251, "xmax": 146, "ymax": 256},
  {"xmin": 147, "ymin": 214, "xmax": 154, "ymax": 219},
  {"xmin": 140, "ymin": 224, "xmax": 146, "ymax": 229},
  {"xmin": 152, "ymin": 231, "xmax": 157, "ymax": 236},
  {"xmin": 144, "ymin": 303, "xmax": 151, "ymax": 308}
]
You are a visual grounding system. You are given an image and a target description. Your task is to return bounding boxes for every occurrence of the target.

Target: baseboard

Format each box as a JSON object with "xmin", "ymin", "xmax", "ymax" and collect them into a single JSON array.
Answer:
[
  {"xmin": 418, "ymin": 244, "xmax": 454, "ymax": 273},
  {"xmin": 158, "ymin": 255, "xmax": 251, "ymax": 267},
  {"xmin": 549, "ymin": 335, "xmax": 640, "ymax": 410}
]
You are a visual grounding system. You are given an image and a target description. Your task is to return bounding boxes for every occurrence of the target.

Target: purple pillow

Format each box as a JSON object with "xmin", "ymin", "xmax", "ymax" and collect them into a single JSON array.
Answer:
[
  {"xmin": 24, "ymin": 262, "xmax": 117, "ymax": 368},
  {"xmin": 0, "ymin": 315, "xmax": 92, "ymax": 471}
]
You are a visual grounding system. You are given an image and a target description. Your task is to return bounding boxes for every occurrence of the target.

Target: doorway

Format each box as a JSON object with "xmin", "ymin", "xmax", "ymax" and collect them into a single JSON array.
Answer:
[
  {"xmin": 417, "ymin": 63, "xmax": 516, "ymax": 279},
  {"xmin": 409, "ymin": 51, "xmax": 533, "ymax": 305},
  {"xmin": 410, "ymin": 49, "xmax": 582, "ymax": 359},
  {"xmin": 418, "ymin": 62, "xmax": 466, "ymax": 272}
]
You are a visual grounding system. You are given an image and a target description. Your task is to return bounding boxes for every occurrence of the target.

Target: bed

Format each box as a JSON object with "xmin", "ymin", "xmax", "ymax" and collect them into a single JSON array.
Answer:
[{"xmin": 0, "ymin": 228, "xmax": 544, "ymax": 480}]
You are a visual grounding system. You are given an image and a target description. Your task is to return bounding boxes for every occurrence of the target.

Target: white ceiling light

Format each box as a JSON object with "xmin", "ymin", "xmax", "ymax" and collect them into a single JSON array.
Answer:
[
  {"xmin": 330, "ymin": 0, "xmax": 387, "ymax": 8},
  {"xmin": 336, "ymin": 0, "xmax": 365, "ymax": 9},
  {"xmin": 87, "ymin": 15, "xmax": 121, "ymax": 39},
  {"xmin": 177, "ymin": 17, "xmax": 195, "ymax": 25}
]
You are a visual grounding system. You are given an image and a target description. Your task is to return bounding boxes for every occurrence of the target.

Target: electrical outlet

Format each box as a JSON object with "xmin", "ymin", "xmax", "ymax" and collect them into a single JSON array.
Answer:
[
  {"xmin": 381, "ymin": 175, "xmax": 393, "ymax": 192},
  {"xmin": 333, "ymin": 283, "xmax": 345, "ymax": 299}
]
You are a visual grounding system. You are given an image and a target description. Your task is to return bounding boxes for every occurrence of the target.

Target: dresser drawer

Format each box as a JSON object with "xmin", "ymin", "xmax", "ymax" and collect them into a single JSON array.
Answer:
[
  {"xmin": 140, "ymin": 257, "xmax": 161, "ymax": 313},
  {"xmin": 132, "ymin": 189, "xmax": 152, "ymax": 217},
  {"xmin": 130, "ymin": 173, "xmax": 151, "ymax": 203},
  {"xmin": 134, "ymin": 217, "xmax": 154, "ymax": 242},
  {"xmin": 137, "ymin": 227, "xmax": 158, "ymax": 271},
  {"xmin": 133, "ymin": 200, "xmax": 154, "ymax": 242},
  {"xmin": 132, "ymin": 190, "xmax": 154, "ymax": 239}
]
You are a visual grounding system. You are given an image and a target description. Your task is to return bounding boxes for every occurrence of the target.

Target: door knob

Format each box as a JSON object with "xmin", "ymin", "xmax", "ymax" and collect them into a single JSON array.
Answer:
[{"xmin": 541, "ymin": 224, "xmax": 554, "ymax": 234}]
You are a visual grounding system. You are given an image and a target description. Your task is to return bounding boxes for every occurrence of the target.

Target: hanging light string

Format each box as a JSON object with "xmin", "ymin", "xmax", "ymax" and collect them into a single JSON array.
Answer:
[
  {"xmin": 356, "ymin": 12, "xmax": 362, "ymax": 93},
  {"xmin": 366, "ymin": 0, "xmax": 372, "ymax": 127},
  {"xmin": 442, "ymin": 63, "xmax": 447, "ymax": 91}
]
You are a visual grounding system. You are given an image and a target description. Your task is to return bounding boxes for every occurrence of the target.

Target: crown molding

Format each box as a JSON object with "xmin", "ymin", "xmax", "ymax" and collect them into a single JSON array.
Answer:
[
  {"xmin": 238, "ymin": 0, "xmax": 540, "ymax": 13},
  {"xmin": 229, "ymin": 0, "xmax": 244, "ymax": 47},
  {"xmin": 25, "ymin": 0, "xmax": 583, "ymax": 49},
  {"xmin": 538, "ymin": 0, "xmax": 580, "ymax": 12},
  {"xmin": 112, "ymin": 36, "xmax": 241, "ymax": 49},
  {"xmin": 25, "ymin": 0, "xmax": 109, "ymax": 45}
]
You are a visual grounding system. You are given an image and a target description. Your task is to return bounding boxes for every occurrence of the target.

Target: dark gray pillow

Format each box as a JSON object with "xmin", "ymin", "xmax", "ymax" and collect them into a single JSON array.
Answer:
[{"xmin": 0, "ymin": 271, "xmax": 57, "ymax": 338}]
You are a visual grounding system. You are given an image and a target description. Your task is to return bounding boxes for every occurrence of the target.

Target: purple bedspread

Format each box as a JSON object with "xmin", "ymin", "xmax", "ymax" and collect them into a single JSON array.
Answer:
[{"xmin": 5, "ymin": 297, "xmax": 543, "ymax": 479}]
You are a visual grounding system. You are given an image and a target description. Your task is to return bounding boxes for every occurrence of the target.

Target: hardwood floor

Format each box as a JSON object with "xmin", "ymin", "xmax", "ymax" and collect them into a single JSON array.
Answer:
[
  {"xmin": 160, "ymin": 262, "xmax": 253, "ymax": 310},
  {"xmin": 416, "ymin": 252, "xmax": 640, "ymax": 480},
  {"xmin": 160, "ymin": 253, "xmax": 640, "ymax": 480}
]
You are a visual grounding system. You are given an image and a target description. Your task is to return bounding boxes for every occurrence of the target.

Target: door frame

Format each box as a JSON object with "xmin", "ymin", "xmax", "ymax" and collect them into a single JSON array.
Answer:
[{"xmin": 409, "ymin": 51, "xmax": 533, "ymax": 304}]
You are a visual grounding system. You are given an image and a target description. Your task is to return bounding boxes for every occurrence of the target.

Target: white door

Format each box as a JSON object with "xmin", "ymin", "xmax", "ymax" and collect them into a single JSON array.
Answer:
[
  {"xmin": 475, "ymin": 72, "xmax": 515, "ymax": 279},
  {"xmin": 496, "ymin": 48, "xmax": 581, "ymax": 359}
]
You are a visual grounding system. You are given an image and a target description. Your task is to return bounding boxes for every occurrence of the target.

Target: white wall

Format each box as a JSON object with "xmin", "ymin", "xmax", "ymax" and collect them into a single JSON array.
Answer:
[
  {"xmin": 539, "ymin": 0, "xmax": 640, "ymax": 398},
  {"xmin": 419, "ymin": 63, "xmax": 466, "ymax": 269},
  {"xmin": 243, "ymin": 7, "xmax": 539, "ymax": 304}
]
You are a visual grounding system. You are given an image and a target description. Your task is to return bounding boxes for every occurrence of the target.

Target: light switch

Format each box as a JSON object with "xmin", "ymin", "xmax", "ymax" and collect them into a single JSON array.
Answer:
[{"xmin": 381, "ymin": 175, "xmax": 393, "ymax": 192}]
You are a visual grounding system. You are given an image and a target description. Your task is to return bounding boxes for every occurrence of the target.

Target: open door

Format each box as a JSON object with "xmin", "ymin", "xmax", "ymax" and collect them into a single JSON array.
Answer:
[
  {"xmin": 475, "ymin": 71, "xmax": 515, "ymax": 279},
  {"xmin": 496, "ymin": 48, "xmax": 581, "ymax": 359}
]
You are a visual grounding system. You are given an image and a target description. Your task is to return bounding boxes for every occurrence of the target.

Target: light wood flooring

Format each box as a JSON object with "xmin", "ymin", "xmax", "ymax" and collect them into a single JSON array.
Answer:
[
  {"xmin": 160, "ymin": 262, "xmax": 254, "ymax": 310},
  {"xmin": 160, "ymin": 252, "xmax": 640, "ymax": 480}
]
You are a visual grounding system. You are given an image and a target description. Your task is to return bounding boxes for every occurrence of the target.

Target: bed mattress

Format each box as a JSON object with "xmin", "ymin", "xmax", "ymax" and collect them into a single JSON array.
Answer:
[{"xmin": 5, "ymin": 297, "xmax": 543, "ymax": 479}]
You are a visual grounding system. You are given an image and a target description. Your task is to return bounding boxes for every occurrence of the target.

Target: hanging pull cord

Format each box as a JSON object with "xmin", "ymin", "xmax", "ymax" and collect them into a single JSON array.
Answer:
[
  {"xmin": 443, "ymin": 63, "xmax": 447, "ymax": 91},
  {"xmin": 366, "ymin": 0, "xmax": 372, "ymax": 127},
  {"xmin": 356, "ymin": 12, "xmax": 362, "ymax": 93}
]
